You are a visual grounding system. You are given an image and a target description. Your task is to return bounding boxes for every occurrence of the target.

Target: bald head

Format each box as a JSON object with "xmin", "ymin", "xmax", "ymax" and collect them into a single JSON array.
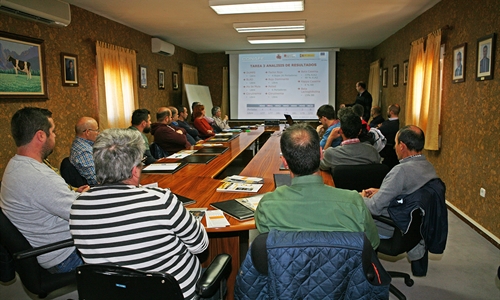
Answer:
[
  {"xmin": 156, "ymin": 107, "xmax": 171, "ymax": 124},
  {"xmin": 75, "ymin": 117, "xmax": 99, "ymax": 142}
]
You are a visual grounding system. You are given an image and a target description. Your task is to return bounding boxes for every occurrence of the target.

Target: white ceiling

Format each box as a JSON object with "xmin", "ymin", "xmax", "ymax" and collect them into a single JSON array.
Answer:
[{"xmin": 64, "ymin": 0, "xmax": 441, "ymax": 54}]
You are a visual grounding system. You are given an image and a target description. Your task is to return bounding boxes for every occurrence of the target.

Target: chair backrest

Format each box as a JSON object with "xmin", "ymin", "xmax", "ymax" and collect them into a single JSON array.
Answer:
[
  {"xmin": 76, "ymin": 264, "xmax": 183, "ymax": 300},
  {"xmin": 375, "ymin": 210, "xmax": 423, "ymax": 256},
  {"xmin": 60, "ymin": 157, "xmax": 88, "ymax": 187},
  {"xmin": 150, "ymin": 142, "xmax": 169, "ymax": 159},
  {"xmin": 332, "ymin": 164, "xmax": 390, "ymax": 192},
  {"xmin": 235, "ymin": 230, "xmax": 391, "ymax": 300},
  {"xmin": 0, "ymin": 209, "xmax": 75, "ymax": 297}
]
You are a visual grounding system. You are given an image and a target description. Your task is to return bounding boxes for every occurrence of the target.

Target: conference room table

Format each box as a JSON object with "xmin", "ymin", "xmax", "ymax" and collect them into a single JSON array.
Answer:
[{"xmin": 140, "ymin": 125, "xmax": 333, "ymax": 299}]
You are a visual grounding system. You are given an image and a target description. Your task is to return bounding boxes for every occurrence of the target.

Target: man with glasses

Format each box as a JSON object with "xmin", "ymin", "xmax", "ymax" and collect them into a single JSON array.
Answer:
[{"xmin": 70, "ymin": 117, "xmax": 100, "ymax": 185}]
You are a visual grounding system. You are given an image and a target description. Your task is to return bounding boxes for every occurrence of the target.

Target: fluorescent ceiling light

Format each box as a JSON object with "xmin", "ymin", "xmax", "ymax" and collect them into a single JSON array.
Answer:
[
  {"xmin": 234, "ymin": 20, "xmax": 305, "ymax": 33},
  {"xmin": 247, "ymin": 35, "xmax": 306, "ymax": 44},
  {"xmin": 209, "ymin": 0, "xmax": 304, "ymax": 14}
]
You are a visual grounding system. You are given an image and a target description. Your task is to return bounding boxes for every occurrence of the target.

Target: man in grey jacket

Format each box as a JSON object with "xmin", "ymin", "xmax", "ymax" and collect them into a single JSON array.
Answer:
[
  {"xmin": 320, "ymin": 108, "xmax": 381, "ymax": 173},
  {"xmin": 361, "ymin": 125, "xmax": 438, "ymax": 238}
]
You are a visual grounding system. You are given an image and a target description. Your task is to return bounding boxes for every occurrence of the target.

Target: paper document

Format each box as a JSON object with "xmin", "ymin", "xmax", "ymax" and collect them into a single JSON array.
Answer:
[
  {"xmin": 143, "ymin": 163, "xmax": 180, "ymax": 171},
  {"xmin": 235, "ymin": 195, "xmax": 264, "ymax": 211},
  {"xmin": 205, "ymin": 210, "xmax": 230, "ymax": 228}
]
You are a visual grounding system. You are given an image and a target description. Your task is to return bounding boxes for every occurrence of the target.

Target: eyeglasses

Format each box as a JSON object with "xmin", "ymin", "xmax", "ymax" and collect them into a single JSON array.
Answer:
[{"xmin": 85, "ymin": 129, "xmax": 100, "ymax": 133}]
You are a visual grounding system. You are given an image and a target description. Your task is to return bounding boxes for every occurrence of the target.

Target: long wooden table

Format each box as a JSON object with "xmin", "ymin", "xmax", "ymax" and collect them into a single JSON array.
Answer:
[{"xmin": 140, "ymin": 126, "xmax": 333, "ymax": 299}]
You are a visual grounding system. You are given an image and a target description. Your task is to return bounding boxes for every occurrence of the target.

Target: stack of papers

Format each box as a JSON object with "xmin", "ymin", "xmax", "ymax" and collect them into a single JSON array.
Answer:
[
  {"xmin": 235, "ymin": 195, "xmax": 264, "ymax": 211},
  {"xmin": 201, "ymin": 143, "xmax": 224, "ymax": 147},
  {"xmin": 167, "ymin": 150, "xmax": 197, "ymax": 159},
  {"xmin": 205, "ymin": 210, "xmax": 230, "ymax": 228},
  {"xmin": 143, "ymin": 163, "xmax": 181, "ymax": 171},
  {"xmin": 216, "ymin": 182, "xmax": 263, "ymax": 193},
  {"xmin": 222, "ymin": 175, "xmax": 264, "ymax": 184}
]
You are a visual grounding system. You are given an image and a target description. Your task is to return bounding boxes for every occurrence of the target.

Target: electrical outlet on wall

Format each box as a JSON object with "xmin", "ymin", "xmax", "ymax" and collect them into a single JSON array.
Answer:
[{"xmin": 479, "ymin": 188, "xmax": 486, "ymax": 198}]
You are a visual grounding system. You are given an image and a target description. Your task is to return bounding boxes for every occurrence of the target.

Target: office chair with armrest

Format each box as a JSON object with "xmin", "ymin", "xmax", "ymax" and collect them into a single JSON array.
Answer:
[
  {"xmin": 332, "ymin": 164, "xmax": 390, "ymax": 192},
  {"xmin": 373, "ymin": 178, "xmax": 447, "ymax": 300},
  {"xmin": 76, "ymin": 253, "xmax": 231, "ymax": 300},
  {"xmin": 235, "ymin": 230, "xmax": 391, "ymax": 300},
  {"xmin": 60, "ymin": 157, "xmax": 89, "ymax": 187},
  {"xmin": 150, "ymin": 142, "xmax": 169, "ymax": 159},
  {"xmin": 0, "ymin": 209, "xmax": 76, "ymax": 298}
]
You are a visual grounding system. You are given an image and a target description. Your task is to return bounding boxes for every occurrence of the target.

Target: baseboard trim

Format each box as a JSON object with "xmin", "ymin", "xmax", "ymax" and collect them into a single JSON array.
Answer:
[{"xmin": 446, "ymin": 201, "xmax": 500, "ymax": 249}]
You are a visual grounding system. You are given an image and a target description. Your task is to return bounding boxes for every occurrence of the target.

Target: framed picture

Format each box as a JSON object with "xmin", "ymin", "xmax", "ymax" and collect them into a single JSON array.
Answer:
[
  {"xmin": 61, "ymin": 53, "xmax": 78, "ymax": 87},
  {"xmin": 392, "ymin": 64, "xmax": 399, "ymax": 87},
  {"xmin": 172, "ymin": 72, "xmax": 179, "ymax": 90},
  {"xmin": 139, "ymin": 65, "xmax": 147, "ymax": 88},
  {"xmin": 476, "ymin": 33, "xmax": 496, "ymax": 81},
  {"xmin": 452, "ymin": 43, "xmax": 466, "ymax": 83},
  {"xmin": 0, "ymin": 31, "xmax": 48, "ymax": 99},
  {"xmin": 158, "ymin": 69, "xmax": 165, "ymax": 89},
  {"xmin": 382, "ymin": 68, "xmax": 388, "ymax": 87},
  {"xmin": 403, "ymin": 60, "xmax": 409, "ymax": 85}
]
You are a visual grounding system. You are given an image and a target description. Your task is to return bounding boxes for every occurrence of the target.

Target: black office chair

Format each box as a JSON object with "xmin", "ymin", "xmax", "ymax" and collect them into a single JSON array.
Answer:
[
  {"xmin": 60, "ymin": 157, "xmax": 88, "ymax": 187},
  {"xmin": 373, "ymin": 178, "xmax": 447, "ymax": 300},
  {"xmin": 235, "ymin": 230, "xmax": 391, "ymax": 299},
  {"xmin": 76, "ymin": 254, "xmax": 231, "ymax": 300},
  {"xmin": 332, "ymin": 164, "xmax": 390, "ymax": 192},
  {"xmin": 150, "ymin": 142, "xmax": 169, "ymax": 159},
  {"xmin": 0, "ymin": 209, "xmax": 76, "ymax": 298}
]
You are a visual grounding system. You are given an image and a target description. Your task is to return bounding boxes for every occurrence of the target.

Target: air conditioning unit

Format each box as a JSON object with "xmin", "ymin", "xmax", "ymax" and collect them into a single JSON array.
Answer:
[
  {"xmin": 0, "ymin": 0, "xmax": 71, "ymax": 27},
  {"xmin": 152, "ymin": 38, "xmax": 175, "ymax": 56}
]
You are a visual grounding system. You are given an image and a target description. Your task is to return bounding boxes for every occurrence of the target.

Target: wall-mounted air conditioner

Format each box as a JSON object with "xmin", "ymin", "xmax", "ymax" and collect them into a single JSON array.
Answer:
[
  {"xmin": 152, "ymin": 38, "xmax": 175, "ymax": 56},
  {"xmin": 0, "ymin": 0, "xmax": 71, "ymax": 27}
]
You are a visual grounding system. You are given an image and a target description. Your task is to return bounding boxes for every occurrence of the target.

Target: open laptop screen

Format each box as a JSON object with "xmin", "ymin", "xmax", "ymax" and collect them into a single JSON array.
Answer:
[{"xmin": 284, "ymin": 114, "xmax": 294, "ymax": 126}]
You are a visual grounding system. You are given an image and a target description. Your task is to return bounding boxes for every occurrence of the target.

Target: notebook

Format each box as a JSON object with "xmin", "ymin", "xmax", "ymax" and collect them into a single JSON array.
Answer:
[
  {"xmin": 174, "ymin": 194, "xmax": 196, "ymax": 206},
  {"xmin": 181, "ymin": 154, "xmax": 217, "ymax": 164},
  {"xmin": 142, "ymin": 161, "xmax": 188, "ymax": 174},
  {"xmin": 210, "ymin": 199, "xmax": 255, "ymax": 221},
  {"xmin": 273, "ymin": 173, "xmax": 292, "ymax": 187},
  {"xmin": 194, "ymin": 147, "xmax": 229, "ymax": 155}
]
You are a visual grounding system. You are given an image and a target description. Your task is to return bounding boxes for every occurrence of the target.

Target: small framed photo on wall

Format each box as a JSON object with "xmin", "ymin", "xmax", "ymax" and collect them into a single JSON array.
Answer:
[
  {"xmin": 392, "ymin": 64, "xmax": 399, "ymax": 87},
  {"xmin": 172, "ymin": 72, "xmax": 179, "ymax": 90},
  {"xmin": 403, "ymin": 60, "xmax": 409, "ymax": 85},
  {"xmin": 139, "ymin": 65, "xmax": 147, "ymax": 88},
  {"xmin": 61, "ymin": 53, "xmax": 78, "ymax": 87},
  {"xmin": 476, "ymin": 33, "xmax": 496, "ymax": 81},
  {"xmin": 158, "ymin": 69, "xmax": 165, "ymax": 89},
  {"xmin": 452, "ymin": 43, "xmax": 466, "ymax": 83},
  {"xmin": 382, "ymin": 68, "xmax": 388, "ymax": 87}
]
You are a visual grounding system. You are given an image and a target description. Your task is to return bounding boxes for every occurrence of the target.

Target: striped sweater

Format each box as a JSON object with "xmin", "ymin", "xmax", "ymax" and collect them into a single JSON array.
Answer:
[{"xmin": 70, "ymin": 184, "xmax": 208, "ymax": 299}]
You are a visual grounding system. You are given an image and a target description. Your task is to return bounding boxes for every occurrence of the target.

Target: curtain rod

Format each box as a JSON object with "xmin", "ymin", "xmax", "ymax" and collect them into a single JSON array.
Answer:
[{"xmin": 410, "ymin": 25, "xmax": 453, "ymax": 45}]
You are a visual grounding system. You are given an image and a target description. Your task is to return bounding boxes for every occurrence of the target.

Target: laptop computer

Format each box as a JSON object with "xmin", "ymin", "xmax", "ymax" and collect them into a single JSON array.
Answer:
[{"xmin": 284, "ymin": 114, "xmax": 294, "ymax": 126}]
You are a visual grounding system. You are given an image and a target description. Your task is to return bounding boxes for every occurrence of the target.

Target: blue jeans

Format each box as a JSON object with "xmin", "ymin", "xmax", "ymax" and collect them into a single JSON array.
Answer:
[{"xmin": 46, "ymin": 249, "xmax": 83, "ymax": 274}]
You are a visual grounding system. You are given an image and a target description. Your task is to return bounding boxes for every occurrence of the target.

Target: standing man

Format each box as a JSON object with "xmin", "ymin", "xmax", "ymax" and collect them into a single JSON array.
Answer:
[
  {"xmin": 362, "ymin": 125, "xmax": 438, "ymax": 238},
  {"xmin": 177, "ymin": 105, "xmax": 201, "ymax": 142},
  {"xmin": 255, "ymin": 123, "xmax": 380, "ymax": 249},
  {"xmin": 378, "ymin": 104, "xmax": 400, "ymax": 169},
  {"xmin": 128, "ymin": 108, "xmax": 156, "ymax": 165},
  {"xmin": 151, "ymin": 107, "xmax": 191, "ymax": 153},
  {"xmin": 70, "ymin": 117, "xmax": 99, "ymax": 185},
  {"xmin": 316, "ymin": 104, "xmax": 341, "ymax": 149},
  {"xmin": 70, "ymin": 129, "xmax": 208, "ymax": 300},
  {"xmin": 1, "ymin": 107, "xmax": 85, "ymax": 274},
  {"xmin": 341, "ymin": 81, "xmax": 373, "ymax": 122}
]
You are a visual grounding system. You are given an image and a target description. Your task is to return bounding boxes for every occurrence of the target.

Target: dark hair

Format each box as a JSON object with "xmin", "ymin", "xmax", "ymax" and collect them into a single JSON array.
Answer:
[
  {"xmin": 357, "ymin": 81, "xmax": 367, "ymax": 89},
  {"xmin": 372, "ymin": 106, "xmax": 382, "ymax": 115},
  {"xmin": 398, "ymin": 125, "xmax": 425, "ymax": 151},
  {"xmin": 316, "ymin": 104, "xmax": 336, "ymax": 120},
  {"xmin": 193, "ymin": 104, "xmax": 205, "ymax": 119},
  {"xmin": 131, "ymin": 109, "xmax": 150, "ymax": 125},
  {"xmin": 11, "ymin": 107, "xmax": 52, "ymax": 147},
  {"xmin": 388, "ymin": 104, "xmax": 400, "ymax": 116},
  {"xmin": 280, "ymin": 123, "xmax": 320, "ymax": 176},
  {"xmin": 340, "ymin": 109, "xmax": 362, "ymax": 139},
  {"xmin": 352, "ymin": 104, "xmax": 364, "ymax": 118},
  {"xmin": 156, "ymin": 109, "xmax": 170, "ymax": 122}
]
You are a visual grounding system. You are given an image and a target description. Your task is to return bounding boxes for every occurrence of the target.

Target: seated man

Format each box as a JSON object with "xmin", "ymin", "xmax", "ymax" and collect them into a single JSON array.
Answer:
[
  {"xmin": 151, "ymin": 107, "xmax": 191, "ymax": 153},
  {"xmin": 211, "ymin": 106, "xmax": 230, "ymax": 132},
  {"xmin": 255, "ymin": 123, "xmax": 380, "ymax": 249},
  {"xmin": 1, "ymin": 107, "xmax": 86, "ymax": 274},
  {"xmin": 316, "ymin": 104, "xmax": 341, "ymax": 149},
  {"xmin": 177, "ymin": 105, "xmax": 202, "ymax": 142},
  {"xmin": 70, "ymin": 129, "xmax": 208, "ymax": 299},
  {"xmin": 69, "ymin": 117, "xmax": 99, "ymax": 185},
  {"xmin": 128, "ymin": 108, "xmax": 156, "ymax": 165},
  {"xmin": 369, "ymin": 106, "xmax": 385, "ymax": 128},
  {"xmin": 362, "ymin": 125, "xmax": 438, "ymax": 238},
  {"xmin": 320, "ymin": 108, "xmax": 381, "ymax": 173},
  {"xmin": 168, "ymin": 106, "xmax": 196, "ymax": 145},
  {"xmin": 378, "ymin": 104, "xmax": 400, "ymax": 169}
]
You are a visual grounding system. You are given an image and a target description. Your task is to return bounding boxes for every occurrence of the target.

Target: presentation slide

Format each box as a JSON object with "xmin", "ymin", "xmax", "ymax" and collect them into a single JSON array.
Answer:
[{"xmin": 229, "ymin": 50, "xmax": 337, "ymax": 120}]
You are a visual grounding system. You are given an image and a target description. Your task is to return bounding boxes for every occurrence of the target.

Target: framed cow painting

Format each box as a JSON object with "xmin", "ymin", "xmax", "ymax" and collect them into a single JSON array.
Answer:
[{"xmin": 0, "ymin": 31, "xmax": 48, "ymax": 99}]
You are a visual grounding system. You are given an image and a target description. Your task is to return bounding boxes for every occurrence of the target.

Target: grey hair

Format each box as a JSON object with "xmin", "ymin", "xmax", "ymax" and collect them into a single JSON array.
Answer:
[{"xmin": 93, "ymin": 128, "xmax": 146, "ymax": 184}]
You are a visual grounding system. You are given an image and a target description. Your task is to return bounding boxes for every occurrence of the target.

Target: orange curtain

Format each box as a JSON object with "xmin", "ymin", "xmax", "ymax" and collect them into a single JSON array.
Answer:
[
  {"xmin": 405, "ymin": 29, "xmax": 442, "ymax": 150},
  {"xmin": 96, "ymin": 41, "xmax": 138, "ymax": 129},
  {"xmin": 368, "ymin": 60, "xmax": 380, "ymax": 107}
]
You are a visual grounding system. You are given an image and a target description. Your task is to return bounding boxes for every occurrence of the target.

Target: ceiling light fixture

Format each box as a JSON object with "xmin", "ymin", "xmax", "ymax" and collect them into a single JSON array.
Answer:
[
  {"xmin": 209, "ymin": 0, "xmax": 304, "ymax": 15},
  {"xmin": 247, "ymin": 35, "xmax": 306, "ymax": 44},
  {"xmin": 234, "ymin": 20, "xmax": 305, "ymax": 33}
]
